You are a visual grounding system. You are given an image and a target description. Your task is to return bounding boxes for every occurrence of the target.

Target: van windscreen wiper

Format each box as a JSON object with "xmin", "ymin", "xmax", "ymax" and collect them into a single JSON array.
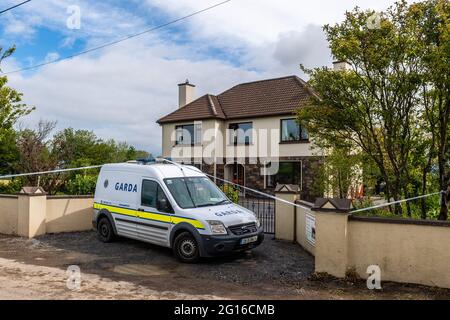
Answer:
[{"xmin": 214, "ymin": 199, "xmax": 231, "ymax": 205}]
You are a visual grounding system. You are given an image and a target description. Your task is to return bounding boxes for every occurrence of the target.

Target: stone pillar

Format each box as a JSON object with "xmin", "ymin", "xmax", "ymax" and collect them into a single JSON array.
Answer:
[
  {"xmin": 17, "ymin": 187, "xmax": 47, "ymax": 238},
  {"xmin": 312, "ymin": 198, "xmax": 352, "ymax": 278},
  {"xmin": 274, "ymin": 184, "xmax": 300, "ymax": 241}
]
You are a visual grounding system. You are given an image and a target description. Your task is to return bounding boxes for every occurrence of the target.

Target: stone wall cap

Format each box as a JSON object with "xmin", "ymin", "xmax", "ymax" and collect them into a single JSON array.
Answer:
[
  {"xmin": 312, "ymin": 198, "xmax": 352, "ymax": 212},
  {"xmin": 274, "ymin": 184, "xmax": 300, "ymax": 194},
  {"xmin": 18, "ymin": 186, "xmax": 47, "ymax": 195}
]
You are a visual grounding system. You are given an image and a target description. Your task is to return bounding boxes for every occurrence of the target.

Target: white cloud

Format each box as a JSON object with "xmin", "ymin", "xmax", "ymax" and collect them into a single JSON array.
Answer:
[
  {"xmin": 44, "ymin": 52, "xmax": 60, "ymax": 63},
  {"xmin": 146, "ymin": 0, "xmax": 407, "ymax": 44},
  {"xmin": 3, "ymin": 16, "xmax": 37, "ymax": 38},
  {"xmin": 3, "ymin": 0, "xmax": 408, "ymax": 156},
  {"xmin": 0, "ymin": 0, "xmax": 150, "ymax": 45},
  {"xmin": 7, "ymin": 40, "xmax": 259, "ymax": 155}
]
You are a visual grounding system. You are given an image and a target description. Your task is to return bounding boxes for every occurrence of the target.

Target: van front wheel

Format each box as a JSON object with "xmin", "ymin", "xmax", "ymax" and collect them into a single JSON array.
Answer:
[
  {"xmin": 97, "ymin": 217, "xmax": 116, "ymax": 243},
  {"xmin": 173, "ymin": 232, "xmax": 200, "ymax": 263}
]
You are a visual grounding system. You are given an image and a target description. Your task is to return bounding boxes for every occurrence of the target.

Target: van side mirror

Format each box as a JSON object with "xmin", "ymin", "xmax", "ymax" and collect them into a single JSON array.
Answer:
[{"xmin": 157, "ymin": 198, "xmax": 173, "ymax": 213}]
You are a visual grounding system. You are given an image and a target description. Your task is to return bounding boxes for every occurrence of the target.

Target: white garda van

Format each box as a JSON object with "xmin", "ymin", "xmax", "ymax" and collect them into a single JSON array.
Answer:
[{"xmin": 93, "ymin": 162, "xmax": 264, "ymax": 262}]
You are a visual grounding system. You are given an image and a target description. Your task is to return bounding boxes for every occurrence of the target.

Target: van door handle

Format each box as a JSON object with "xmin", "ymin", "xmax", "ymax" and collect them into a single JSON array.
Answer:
[{"xmin": 137, "ymin": 208, "xmax": 144, "ymax": 212}]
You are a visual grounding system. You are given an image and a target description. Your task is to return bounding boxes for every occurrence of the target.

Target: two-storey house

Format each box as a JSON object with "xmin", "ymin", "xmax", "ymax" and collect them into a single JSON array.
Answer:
[{"xmin": 157, "ymin": 75, "xmax": 323, "ymax": 200}]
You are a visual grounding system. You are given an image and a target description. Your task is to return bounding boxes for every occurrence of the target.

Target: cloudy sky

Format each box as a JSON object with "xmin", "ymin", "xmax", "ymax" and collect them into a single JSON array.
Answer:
[{"xmin": 1, "ymin": 0, "xmax": 402, "ymax": 155}]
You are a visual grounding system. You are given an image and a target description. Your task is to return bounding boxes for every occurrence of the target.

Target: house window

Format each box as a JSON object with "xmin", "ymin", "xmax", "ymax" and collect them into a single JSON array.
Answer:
[
  {"xmin": 266, "ymin": 162, "xmax": 302, "ymax": 188},
  {"xmin": 228, "ymin": 122, "xmax": 253, "ymax": 145},
  {"xmin": 175, "ymin": 122, "xmax": 202, "ymax": 145},
  {"xmin": 280, "ymin": 118, "xmax": 308, "ymax": 142}
]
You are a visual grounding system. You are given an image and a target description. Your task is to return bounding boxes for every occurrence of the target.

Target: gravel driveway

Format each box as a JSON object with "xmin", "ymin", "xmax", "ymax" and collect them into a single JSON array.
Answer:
[{"xmin": 0, "ymin": 232, "xmax": 448, "ymax": 300}]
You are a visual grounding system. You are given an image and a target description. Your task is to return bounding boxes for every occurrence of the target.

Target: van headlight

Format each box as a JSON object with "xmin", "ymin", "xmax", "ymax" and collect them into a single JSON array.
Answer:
[
  {"xmin": 207, "ymin": 220, "xmax": 228, "ymax": 235},
  {"xmin": 255, "ymin": 218, "xmax": 261, "ymax": 228}
]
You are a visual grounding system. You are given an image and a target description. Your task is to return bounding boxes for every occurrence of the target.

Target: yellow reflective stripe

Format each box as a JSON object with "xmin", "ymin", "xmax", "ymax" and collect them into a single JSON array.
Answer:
[
  {"xmin": 171, "ymin": 216, "xmax": 205, "ymax": 229},
  {"xmin": 138, "ymin": 211, "xmax": 171, "ymax": 224},
  {"xmin": 94, "ymin": 203, "xmax": 205, "ymax": 229},
  {"xmin": 94, "ymin": 203, "xmax": 136, "ymax": 217}
]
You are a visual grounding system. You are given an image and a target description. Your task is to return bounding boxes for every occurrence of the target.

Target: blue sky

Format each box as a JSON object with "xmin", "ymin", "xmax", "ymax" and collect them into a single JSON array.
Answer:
[{"xmin": 0, "ymin": 0, "xmax": 403, "ymax": 155}]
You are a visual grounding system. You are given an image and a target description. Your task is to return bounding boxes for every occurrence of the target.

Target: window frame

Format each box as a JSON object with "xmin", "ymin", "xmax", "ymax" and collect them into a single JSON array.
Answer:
[
  {"xmin": 264, "ymin": 161, "xmax": 303, "ymax": 189},
  {"xmin": 141, "ymin": 179, "xmax": 158, "ymax": 208},
  {"xmin": 141, "ymin": 179, "xmax": 173, "ymax": 213},
  {"xmin": 175, "ymin": 123, "xmax": 202, "ymax": 146},
  {"xmin": 228, "ymin": 121, "xmax": 253, "ymax": 146},
  {"xmin": 279, "ymin": 118, "xmax": 309, "ymax": 143}
]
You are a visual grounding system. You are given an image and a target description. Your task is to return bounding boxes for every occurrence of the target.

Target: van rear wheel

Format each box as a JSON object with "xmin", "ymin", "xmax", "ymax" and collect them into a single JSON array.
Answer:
[
  {"xmin": 173, "ymin": 232, "xmax": 200, "ymax": 263},
  {"xmin": 97, "ymin": 217, "xmax": 116, "ymax": 243}
]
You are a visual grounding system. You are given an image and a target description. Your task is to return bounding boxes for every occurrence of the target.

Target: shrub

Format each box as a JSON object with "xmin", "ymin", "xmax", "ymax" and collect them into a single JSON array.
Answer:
[
  {"xmin": 220, "ymin": 184, "xmax": 239, "ymax": 203},
  {"xmin": 66, "ymin": 174, "xmax": 97, "ymax": 195},
  {"xmin": 0, "ymin": 178, "xmax": 23, "ymax": 194}
]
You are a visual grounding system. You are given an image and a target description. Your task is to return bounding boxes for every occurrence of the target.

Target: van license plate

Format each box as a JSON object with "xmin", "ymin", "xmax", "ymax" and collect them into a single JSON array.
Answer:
[{"xmin": 240, "ymin": 236, "xmax": 258, "ymax": 245}]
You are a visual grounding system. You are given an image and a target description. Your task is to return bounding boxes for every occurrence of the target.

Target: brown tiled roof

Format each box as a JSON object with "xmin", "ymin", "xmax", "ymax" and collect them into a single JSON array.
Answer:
[
  {"xmin": 158, "ymin": 94, "xmax": 226, "ymax": 123},
  {"xmin": 157, "ymin": 75, "xmax": 316, "ymax": 124}
]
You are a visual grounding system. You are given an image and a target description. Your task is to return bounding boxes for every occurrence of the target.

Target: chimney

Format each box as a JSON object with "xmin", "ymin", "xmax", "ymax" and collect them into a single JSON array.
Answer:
[
  {"xmin": 333, "ymin": 60, "xmax": 351, "ymax": 71},
  {"xmin": 178, "ymin": 79, "xmax": 196, "ymax": 108}
]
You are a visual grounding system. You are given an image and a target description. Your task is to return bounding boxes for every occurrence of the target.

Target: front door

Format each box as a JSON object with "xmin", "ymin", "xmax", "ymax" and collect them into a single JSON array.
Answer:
[
  {"xmin": 137, "ymin": 179, "xmax": 173, "ymax": 246},
  {"xmin": 232, "ymin": 163, "xmax": 245, "ymax": 187}
]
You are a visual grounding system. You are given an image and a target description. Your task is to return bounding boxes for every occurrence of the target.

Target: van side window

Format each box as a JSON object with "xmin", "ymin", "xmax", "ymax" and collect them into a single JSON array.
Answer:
[
  {"xmin": 157, "ymin": 185, "xmax": 168, "ymax": 204},
  {"xmin": 141, "ymin": 180, "xmax": 157, "ymax": 208},
  {"xmin": 157, "ymin": 185, "xmax": 173, "ymax": 213}
]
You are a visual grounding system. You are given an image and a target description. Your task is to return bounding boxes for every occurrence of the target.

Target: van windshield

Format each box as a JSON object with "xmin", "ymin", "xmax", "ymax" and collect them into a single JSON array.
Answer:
[{"xmin": 164, "ymin": 177, "xmax": 230, "ymax": 209}]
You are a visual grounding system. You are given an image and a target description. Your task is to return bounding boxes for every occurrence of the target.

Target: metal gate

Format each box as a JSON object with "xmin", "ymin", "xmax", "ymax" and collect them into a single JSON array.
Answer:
[
  {"xmin": 238, "ymin": 195, "xmax": 275, "ymax": 234},
  {"xmin": 218, "ymin": 182, "xmax": 275, "ymax": 234}
]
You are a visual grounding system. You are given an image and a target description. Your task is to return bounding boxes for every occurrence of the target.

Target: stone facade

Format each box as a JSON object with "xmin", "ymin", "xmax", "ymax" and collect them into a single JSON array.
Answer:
[{"xmin": 194, "ymin": 156, "xmax": 324, "ymax": 202}]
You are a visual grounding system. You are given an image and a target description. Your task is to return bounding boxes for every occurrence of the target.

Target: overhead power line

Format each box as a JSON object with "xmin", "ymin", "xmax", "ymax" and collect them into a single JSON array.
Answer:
[
  {"xmin": 350, "ymin": 191, "xmax": 444, "ymax": 213},
  {"xmin": 2, "ymin": 0, "xmax": 232, "ymax": 75},
  {"xmin": 0, "ymin": 160, "xmax": 444, "ymax": 214},
  {"xmin": 0, "ymin": 0, "xmax": 32, "ymax": 15},
  {"xmin": 0, "ymin": 165, "xmax": 103, "ymax": 179},
  {"xmin": 0, "ymin": 161, "xmax": 310, "ymax": 211}
]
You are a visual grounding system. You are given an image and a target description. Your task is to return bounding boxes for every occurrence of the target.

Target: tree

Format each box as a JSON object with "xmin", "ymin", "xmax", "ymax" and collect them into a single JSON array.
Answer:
[
  {"xmin": 14, "ymin": 124, "xmax": 150, "ymax": 195},
  {"xmin": 0, "ymin": 46, "xmax": 33, "ymax": 176},
  {"xmin": 409, "ymin": 0, "xmax": 450, "ymax": 220},
  {"xmin": 313, "ymin": 147, "xmax": 365, "ymax": 199},
  {"xmin": 15, "ymin": 120, "xmax": 63, "ymax": 194},
  {"xmin": 299, "ymin": 1, "xmax": 422, "ymax": 214},
  {"xmin": 0, "ymin": 128, "xmax": 19, "ymax": 175},
  {"xmin": 0, "ymin": 46, "xmax": 34, "ymax": 142},
  {"xmin": 52, "ymin": 128, "xmax": 150, "ymax": 166},
  {"xmin": 298, "ymin": 0, "xmax": 449, "ymax": 219}
]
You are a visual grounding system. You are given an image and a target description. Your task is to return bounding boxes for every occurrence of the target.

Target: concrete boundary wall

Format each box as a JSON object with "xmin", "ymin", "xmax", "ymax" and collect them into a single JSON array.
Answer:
[
  {"xmin": 0, "ymin": 195, "xmax": 19, "ymax": 235},
  {"xmin": 294, "ymin": 200, "xmax": 315, "ymax": 255},
  {"xmin": 46, "ymin": 196, "xmax": 94, "ymax": 234},
  {"xmin": 275, "ymin": 192, "xmax": 450, "ymax": 288},
  {"xmin": 313, "ymin": 204, "xmax": 450, "ymax": 289},
  {"xmin": 0, "ymin": 193, "xmax": 94, "ymax": 238},
  {"xmin": 274, "ymin": 189, "xmax": 315, "ymax": 256}
]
